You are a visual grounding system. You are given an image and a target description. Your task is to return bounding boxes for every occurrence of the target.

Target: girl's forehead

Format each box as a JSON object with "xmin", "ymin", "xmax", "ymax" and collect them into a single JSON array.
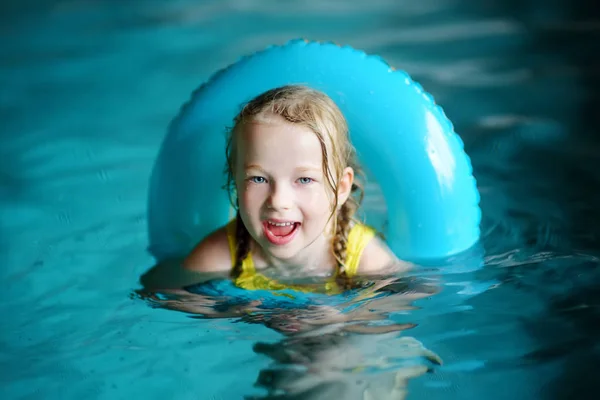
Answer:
[
  {"xmin": 237, "ymin": 116, "xmax": 338, "ymax": 162},
  {"xmin": 237, "ymin": 127, "xmax": 321, "ymax": 172}
]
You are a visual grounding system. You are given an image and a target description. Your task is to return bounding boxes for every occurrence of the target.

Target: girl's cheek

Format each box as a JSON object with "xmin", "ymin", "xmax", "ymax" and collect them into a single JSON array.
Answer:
[
  {"xmin": 297, "ymin": 187, "xmax": 318, "ymax": 206},
  {"xmin": 237, "ymin": 184, "xmax": 253, "ymax": 208},
  {"xmin": 240, "ymin": 185, "xmax": 268, "ymax": 207},
  {"xmin": 298, "ymin": 185, "xmax": 331, "ymax": 208}
]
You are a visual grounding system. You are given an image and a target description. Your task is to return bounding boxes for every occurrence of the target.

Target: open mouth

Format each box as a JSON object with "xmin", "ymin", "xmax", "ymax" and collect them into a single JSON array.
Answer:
[{"xmin": 262, "ymin": 220, "xmax": 301, "ymax": 245}]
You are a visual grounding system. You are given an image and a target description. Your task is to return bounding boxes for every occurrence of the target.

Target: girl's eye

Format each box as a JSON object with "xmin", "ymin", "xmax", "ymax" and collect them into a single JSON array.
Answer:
[
  {"xmin": 298, "ymin": 177, "xmax": 313, "ymax": 185},
  {"xmin": 249, "ymin": 176, "xmax": 266, "ymax": 184}
]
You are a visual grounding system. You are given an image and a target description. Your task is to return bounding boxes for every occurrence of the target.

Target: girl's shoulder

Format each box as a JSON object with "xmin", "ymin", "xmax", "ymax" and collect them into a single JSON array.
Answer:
[
  {"xmin": 356, "ymin": 227, "xmax": 413, "ymax": 275},
  {"xmin": 183, "ymin": 225, "xmax": 232, "ymax": 273}
]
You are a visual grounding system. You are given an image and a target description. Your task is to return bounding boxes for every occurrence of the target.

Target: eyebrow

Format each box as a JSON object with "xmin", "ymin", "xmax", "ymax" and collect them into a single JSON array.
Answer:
[
  {"xmin": 244, "ymin": 164, "xmax": 264, "ymax": 171},
  {"xmin": 243, "ymin": 164, "xmax": 322, "ymax": 173},
  {"xmin": 295, "ymin": 166, "xmax": 322, "ymax": 173}
]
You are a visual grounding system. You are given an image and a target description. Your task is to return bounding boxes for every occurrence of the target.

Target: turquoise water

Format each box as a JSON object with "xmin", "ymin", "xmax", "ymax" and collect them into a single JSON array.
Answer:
[{"xmin": 2, "ymin": 1, "xmax": 600, "ymax": 399}]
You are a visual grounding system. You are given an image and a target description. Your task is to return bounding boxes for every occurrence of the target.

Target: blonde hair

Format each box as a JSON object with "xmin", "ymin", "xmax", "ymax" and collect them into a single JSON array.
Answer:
[{"xmin": 225, "ymin": 85, "xmax": 364, "ymax": 288}]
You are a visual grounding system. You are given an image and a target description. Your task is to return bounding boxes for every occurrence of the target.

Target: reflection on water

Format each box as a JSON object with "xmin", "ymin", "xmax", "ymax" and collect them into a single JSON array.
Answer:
[
  {"xmin": 1, "ymin": 0, "xmax": 600, "ymax": 399},
  {"xmin": 140, "ymin": 275, "xmax": 443, "ymax": 399}
]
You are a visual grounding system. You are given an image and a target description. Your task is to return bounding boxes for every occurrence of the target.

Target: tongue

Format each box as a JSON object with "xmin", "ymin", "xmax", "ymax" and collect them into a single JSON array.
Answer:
[{"xmin": 269, "ymin": 223, "xmax": 295, "ymax": 237}]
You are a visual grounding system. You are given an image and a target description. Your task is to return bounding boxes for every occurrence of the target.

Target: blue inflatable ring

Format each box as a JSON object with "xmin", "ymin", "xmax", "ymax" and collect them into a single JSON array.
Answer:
[{"xmin": 147, "ymin": 39, "xmax": 481, "ymax": 264}]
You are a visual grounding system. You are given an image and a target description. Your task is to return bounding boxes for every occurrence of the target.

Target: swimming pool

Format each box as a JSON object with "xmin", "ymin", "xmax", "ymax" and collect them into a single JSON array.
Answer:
[{"xmin": 2, "ymin": 1, "xmax": 599, "ymax": 399}]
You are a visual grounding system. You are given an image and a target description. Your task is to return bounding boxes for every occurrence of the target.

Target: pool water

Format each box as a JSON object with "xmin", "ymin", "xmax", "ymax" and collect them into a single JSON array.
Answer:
[{"xmin": 2, "ymin": 1, "xmax": 599, "ymax": 399}]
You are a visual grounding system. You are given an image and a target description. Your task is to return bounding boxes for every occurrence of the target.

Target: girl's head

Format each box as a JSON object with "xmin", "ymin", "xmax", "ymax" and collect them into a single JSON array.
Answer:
[{"xmin": 225, "ymin": 85, "xmax": 364, "ymax": 283}]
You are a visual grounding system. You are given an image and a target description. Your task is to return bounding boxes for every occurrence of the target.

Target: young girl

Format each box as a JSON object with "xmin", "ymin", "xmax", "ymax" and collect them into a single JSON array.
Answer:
[{"xmin": 183, "ymin": 84, "xmax": 409, "ymax": 293}]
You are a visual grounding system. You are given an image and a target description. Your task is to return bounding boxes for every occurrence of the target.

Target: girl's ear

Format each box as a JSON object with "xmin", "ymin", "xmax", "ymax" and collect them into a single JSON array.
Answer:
[{"xmin": 337, "ymin": 167, "xmax": 354, "ymax": 207}]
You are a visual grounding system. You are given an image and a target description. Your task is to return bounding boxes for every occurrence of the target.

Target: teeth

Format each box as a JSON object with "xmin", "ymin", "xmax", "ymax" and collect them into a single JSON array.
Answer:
[{"xmin": 267, "ymin": 221, "xmax": 295, "ymax": 227}]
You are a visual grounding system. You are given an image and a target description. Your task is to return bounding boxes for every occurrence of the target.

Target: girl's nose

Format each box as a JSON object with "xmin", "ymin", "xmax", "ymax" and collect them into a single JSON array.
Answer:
[{"xmin": 267, "ymin": 183, "xmax": 293, "ymax": 210}]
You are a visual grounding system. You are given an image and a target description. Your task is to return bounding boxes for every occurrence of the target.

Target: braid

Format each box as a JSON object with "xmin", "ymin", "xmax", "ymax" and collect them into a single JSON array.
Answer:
[
  {"xmin": 231, "ymin": 211, "xmax": 251, "ymax": 279},
  {"xmin": 333, "ymin": 183, "xmax": 361, "ymax": 289}
]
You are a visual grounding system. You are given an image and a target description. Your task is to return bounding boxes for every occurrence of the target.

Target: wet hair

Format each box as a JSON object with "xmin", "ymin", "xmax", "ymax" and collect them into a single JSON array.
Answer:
[{"xmin": 224, "ymin": 85, "xmax": 364, "ymax": 288}]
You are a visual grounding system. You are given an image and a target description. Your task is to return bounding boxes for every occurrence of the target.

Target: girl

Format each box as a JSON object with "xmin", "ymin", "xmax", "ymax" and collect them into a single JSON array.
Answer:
[{"xmin": 183, "ymin": 84, "xmax": 409, "ymax": 293}]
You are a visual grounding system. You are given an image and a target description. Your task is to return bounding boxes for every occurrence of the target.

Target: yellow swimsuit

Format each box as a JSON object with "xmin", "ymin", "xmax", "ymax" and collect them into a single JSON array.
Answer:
[{"xmin": 225, "ymin": 220, "xmax": 376, "ymax": 295}]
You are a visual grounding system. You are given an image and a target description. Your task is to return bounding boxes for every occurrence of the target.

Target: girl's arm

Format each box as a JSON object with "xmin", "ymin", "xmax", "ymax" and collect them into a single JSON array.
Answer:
[
  {"xmin": 357, "ymin": 236, "xmax": 414, "ymax": 275},
  {"xmin": 140, "ymin": 226, "xmax": 232, "ymax": 290}
]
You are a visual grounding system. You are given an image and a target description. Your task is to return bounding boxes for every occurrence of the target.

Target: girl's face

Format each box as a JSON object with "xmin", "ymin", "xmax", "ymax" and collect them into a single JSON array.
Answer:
[{"xmin": 234, "ymin": 114, "xmax": 353, "ymax": 268}]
